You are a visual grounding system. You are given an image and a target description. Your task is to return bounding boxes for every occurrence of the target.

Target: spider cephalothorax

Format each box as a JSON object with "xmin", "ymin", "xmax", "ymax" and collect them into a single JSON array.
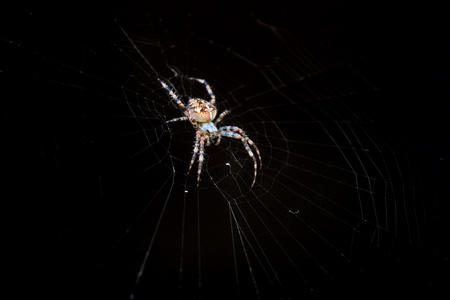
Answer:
[{"xmin": 158, "ymin": 77, "xmax": 261, "ymax": 187}]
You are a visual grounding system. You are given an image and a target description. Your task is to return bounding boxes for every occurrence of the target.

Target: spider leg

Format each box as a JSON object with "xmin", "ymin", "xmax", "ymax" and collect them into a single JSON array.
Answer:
[
  {"xmin": 214, "ymin": 110, "xmax": 230, "ymax": 125},
  {"xmin": 188, "ymin": 77, "xmax": 216, "ymax": 105},
  {"xmin": 165, "ymin": 116, "xmax": 189, "ymax": 123},
  {"xmin": 213, "ymin": 134, "xmax": 221, "ymax": 146},
  {"xmin": 196, "ymin": 135, "xmax": 206, "ymax": 187},
  {"xmin": 158, "ymin": 78, "xmax": 186, "ymax": 110},
  {"xmin": 220, "ymin": 126, "xmax": 262, "ymax": 170},
  {"xmin": 219, "ymin": 129, "xmax": 261, "ymax": 188},
  {"xmin": 187, "ymin": 131, "xmax": 201, "ymax": 176}
]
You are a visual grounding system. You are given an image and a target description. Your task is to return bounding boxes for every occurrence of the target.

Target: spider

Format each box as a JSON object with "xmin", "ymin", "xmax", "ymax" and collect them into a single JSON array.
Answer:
[{"xmin": 158, "ymin": 77, "xmax": 262, "ymax": 187}]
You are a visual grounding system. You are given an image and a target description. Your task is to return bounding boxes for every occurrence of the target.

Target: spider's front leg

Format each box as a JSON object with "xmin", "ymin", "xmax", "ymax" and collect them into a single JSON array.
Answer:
[
  {"xmin": 220, "ymin": 126, "xmax": 262, "ymax": 170},
  {"xmin": 187, "ymin": 131, "xmax": 201, "ymax": 175},
  {"xmin": 187, "ymin": 131, "xmax": 206, "ymax": 187},
  {"xmin": 219, "ymin": 126, "xmax": 262, "ymax": 188},
  {"xmin": 196, "ymin": 136, "xmax": 206, "ymax": 187}
]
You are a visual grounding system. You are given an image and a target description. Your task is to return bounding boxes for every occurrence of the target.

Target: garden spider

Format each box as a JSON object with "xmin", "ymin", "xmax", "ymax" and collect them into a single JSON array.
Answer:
[{"xmin": 158, "ymin": 77, "xmax": 262, "ymax": 187}]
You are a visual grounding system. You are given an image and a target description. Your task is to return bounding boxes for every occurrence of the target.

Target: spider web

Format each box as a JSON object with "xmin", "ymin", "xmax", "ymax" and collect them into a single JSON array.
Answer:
[{"xmin": 3, "ymin": 2, "xmax": 449, "ymax": 299}]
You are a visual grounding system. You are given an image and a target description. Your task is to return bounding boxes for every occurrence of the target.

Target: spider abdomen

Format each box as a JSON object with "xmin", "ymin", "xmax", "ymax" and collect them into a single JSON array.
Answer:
[{"xmin": 188, "ymin": 98, "xmax": 217, "ymax": 123}]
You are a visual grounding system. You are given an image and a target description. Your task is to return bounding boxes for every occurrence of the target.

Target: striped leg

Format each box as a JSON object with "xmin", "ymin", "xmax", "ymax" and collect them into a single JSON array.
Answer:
[
  {"xmin": 219, "ymin": 129, "xmax": 261, "ymax": 188},
  {"xmin": 214, "ymin": 110, "xmax": 230, "ymax": 125},
  {"xmin": 196, "ymin": 135, "xmax": 206, "ymax": 187},
  {"xmin": 187, "ymin": 131, "xmax": 201, "ymax": 175},
  {"xmin": 187, "ymin": 131, "xmax": 206, "ymax": 187},
  {"xmin": 220, "ymin": 126, "xmax": 262, "ymax": 170},
  {"xmin": 187, "ymin": 77, "xmax": 216, "ymax": 105},
  {"xmin": 158, "ymin": 78, "xmax": 186, "ymax": 110},
  {"xmin": 165, "ymin": 116, "xmax": 188, "ymax": 123}
]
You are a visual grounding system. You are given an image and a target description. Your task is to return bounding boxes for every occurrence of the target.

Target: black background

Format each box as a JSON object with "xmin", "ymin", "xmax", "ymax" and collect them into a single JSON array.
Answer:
[{"xmin": 2, "ymin": 1, "xmax": 449, "ymax": 299}]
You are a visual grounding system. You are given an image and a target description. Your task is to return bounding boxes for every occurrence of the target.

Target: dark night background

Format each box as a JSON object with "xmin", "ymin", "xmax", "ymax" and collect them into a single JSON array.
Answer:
[{"xmin": 2, "ymin": 1, "xmax": 449, "ymax": 299}]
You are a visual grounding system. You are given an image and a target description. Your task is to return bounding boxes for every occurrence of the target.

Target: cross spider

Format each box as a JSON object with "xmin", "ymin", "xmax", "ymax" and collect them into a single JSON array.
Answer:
[{"xmin": 158, "ymin": 77, "xmax": 262, "ymax": 187}]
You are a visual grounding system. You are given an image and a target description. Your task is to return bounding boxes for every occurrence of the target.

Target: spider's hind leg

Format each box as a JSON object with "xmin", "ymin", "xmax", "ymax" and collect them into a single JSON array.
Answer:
[
  {"xmin": 214, "ymin": 110, "xmax": 230, "ymax": 125},
  {"xmin": 165, "ymin": 116, "xmax": 189, "ymax": 123},
  {"xmin": 158, "ymin": 78, "xmax": 186, "ymax": 110},
  {"xmin": 188, "ymin": 77, "xmax": 216, "ymax": 105}
]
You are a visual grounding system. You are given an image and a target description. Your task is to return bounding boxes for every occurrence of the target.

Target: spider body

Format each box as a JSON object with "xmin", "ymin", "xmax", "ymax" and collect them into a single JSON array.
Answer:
[
  {"xmin": 188, "ymin": 99, "xmax": 217, "ymax": 123},
  {"xmin": 159, "ymin": 77, "xmax": 261, "ymax": 187}
]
